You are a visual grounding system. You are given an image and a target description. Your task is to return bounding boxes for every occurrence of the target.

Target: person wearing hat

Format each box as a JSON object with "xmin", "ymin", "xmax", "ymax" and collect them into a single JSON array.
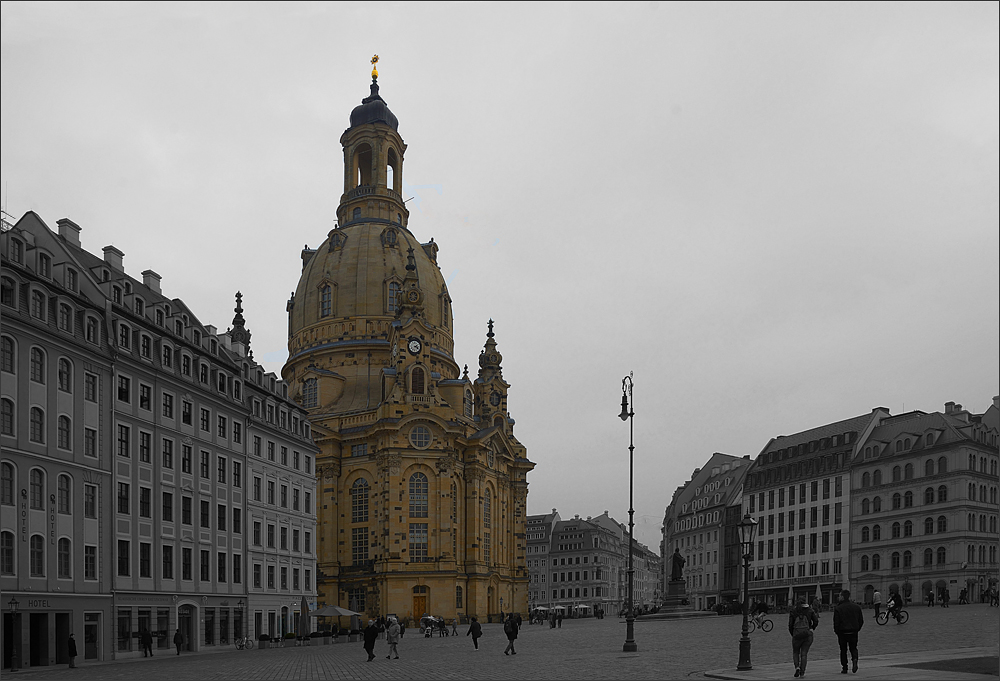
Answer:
[
  {"xmin": 362, "ymin": 619, "xmax": 380, "ymax": 662},
  {"xmin": 68, "ymin": 633, "xmax": 78, "ymax": 668}
]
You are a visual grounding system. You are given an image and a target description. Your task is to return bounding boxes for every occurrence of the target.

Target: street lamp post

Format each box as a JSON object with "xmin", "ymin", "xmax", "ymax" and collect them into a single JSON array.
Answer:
[
  {"xmin": 237, "ymin": 599, "xmax": 245, "ymax": 641},
  {"xmin": 8, "ymin": 596, "xmax": 20, "ymax": 672},
  {"xmin": 737, "ymin": 513, "xmax": 758, "ymax": 670},
  {"xmin": 618, "ymin": 372, "xmax": 637, "ymax": 653}
]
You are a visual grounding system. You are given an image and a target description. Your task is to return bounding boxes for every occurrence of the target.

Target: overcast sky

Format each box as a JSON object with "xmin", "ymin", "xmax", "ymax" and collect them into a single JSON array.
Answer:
[{"xmin": 3, "ymin": 2, "xmax": 998, "ymax": 551}]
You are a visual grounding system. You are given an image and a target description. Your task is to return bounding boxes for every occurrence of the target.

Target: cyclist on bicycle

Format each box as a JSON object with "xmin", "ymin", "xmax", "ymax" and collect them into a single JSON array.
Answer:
[{"xmin": 886, "ymin": 591, "xmax": 902, "ymax": 621}]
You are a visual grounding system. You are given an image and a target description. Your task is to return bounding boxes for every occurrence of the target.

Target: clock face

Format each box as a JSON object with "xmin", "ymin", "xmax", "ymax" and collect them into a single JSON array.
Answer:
[
  {"xmin": 490, "ymin": 392, "xmax": 501, "ymax": 407},
  {"xmin": 408, "ymin": 339, "xmax": 422, "ymax": 355}
]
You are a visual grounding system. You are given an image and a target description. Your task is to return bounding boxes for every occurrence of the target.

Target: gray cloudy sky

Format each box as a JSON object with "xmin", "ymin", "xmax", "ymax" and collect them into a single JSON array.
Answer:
[{"xmin": 2, "ymin": 2, "xmax": 997, "ymax": 551}]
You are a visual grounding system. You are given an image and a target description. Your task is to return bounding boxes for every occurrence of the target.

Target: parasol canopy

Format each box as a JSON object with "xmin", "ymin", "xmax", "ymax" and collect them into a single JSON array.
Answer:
[{"xmin": 312, "ymin": 605, "xmax": 362, "ymax": 617}]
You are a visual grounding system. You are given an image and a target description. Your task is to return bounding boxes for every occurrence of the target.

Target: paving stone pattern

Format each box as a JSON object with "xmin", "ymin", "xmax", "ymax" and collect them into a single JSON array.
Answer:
[{"xmin": 12, "ymin": 604, "xmax": 998, "ymax": 680}]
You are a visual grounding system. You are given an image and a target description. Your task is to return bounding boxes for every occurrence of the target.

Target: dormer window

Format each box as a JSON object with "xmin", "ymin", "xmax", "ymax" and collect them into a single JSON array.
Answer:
[
  {"xmin": 217, "ymin": 373, "xmax": 227, "ymax": 393},
  {"xmin": 1, "ymin": 277, "xmax": 14, "ymax": 307},
  {"xmin": 199, "ymin": 363, "xmax": 208, "ymax": 384},
  {"xmin": 193, "ymin": 330, "xmax": 201, "ymax": 346},
  {"xmin": 102, "ymin": 269, "xmax": 110, "ymax": 282},
  {"xmin": 86, "ymin": 317, "xmax": 98, "ymax": 343},
  {"xmin": 124, "ymin": 281, "xmax": 132, "ymax": 295},
  {"xmin": 210, "ymin": 339, "xmax": 217, "ymax": 354},
  {"xmin": 38, "ymin": 254, "xmax": 51, "ymax": 278},
  {"xmin": 66, "ymin": 269, "xmax": 77, "ymax": 291},
  {"xmin": 31, "ymin": 291, "xmax": 46, "ymax": 319},
  {"xmin": 113, "ymin": 286, "xmax": 122, "ymax": 304},
  {"xmin": 10, "ymin": 239, "xmax": 23, "ymax": 264},
  {"xmin": 58, "ymin": 304, "xmax": 72, "ymax": 332},
  {"xmin": 156, "ymin": 309, "xmax": 164, "ymax": 325},
  {"xmin": 134, "ymin": 298, "xmax": 144, "ymax": 316},
  {"xmin": 175, "ymin": 320, "xmax": 184, "ymax": 336},
  {"xmin": 320, "ymin": 285, "xmax": 332, "ymax": 317},
  {"xmin": 381, "ymin": 229, "xmax": 397, "ymax": 247},
  {"xmin": 118, "ymin": 324, "xmax": 131, "ymax": 349}
]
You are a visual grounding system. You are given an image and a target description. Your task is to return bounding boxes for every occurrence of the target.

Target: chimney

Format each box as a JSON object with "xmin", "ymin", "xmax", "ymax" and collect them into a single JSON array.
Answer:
[
  {"xmin": 102, "ymin": 246, "xmax": 124, "ymax": 272},
  {"xmin": 142, "ymin": 270, "xmax": 162, "ymax": 294},
  {"xmin": 945, "ymin": 401, "xmax": 955, "ymax": 414},
  {"xmin": 993, "ymin": 396, "xmax": 1000, "ymax": 410},
  {"xmin": 57, "ymin": 219, "xmax": 81, "ymax": 248}
]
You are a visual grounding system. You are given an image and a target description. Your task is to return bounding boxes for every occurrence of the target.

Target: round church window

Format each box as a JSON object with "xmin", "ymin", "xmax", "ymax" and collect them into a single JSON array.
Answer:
[{"xmin": 410, "ymin": 425, "xmax": 431, "ymax": 449}]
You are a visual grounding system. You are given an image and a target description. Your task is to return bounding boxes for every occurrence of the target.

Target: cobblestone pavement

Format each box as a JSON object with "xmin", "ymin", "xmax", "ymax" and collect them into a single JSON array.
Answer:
[{"xmin": 8, "ymin": 604, "xmax": 998, "ymax": 680}]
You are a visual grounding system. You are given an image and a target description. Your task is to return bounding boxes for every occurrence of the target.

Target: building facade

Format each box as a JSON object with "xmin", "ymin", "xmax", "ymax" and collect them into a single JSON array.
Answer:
[
  {"xmin": 526, "ymin": 509, "xmax": 560, "ymax": 611},
  {"xmin": 663, "ymin": 453, "xmax": 750, "ymax": 610},
  {"xmin": 743, "ymin": 409, "xmax": 887, "ymax": 609},
  {"xmin": 1, "ymin": 213, "xmax": 318, "ymax": 669},
  {"xmin": 281, "ymin": 73, "xmax": 534, "ymax": 624},
  {"xmin": 849, "ymin": 400, "xmax": 999, "ymax": 605}
]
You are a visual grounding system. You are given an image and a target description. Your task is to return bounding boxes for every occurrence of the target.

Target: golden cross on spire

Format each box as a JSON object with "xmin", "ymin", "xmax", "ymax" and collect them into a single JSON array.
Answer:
[{"xmin": 371, "ymin": 54, "xmax": 379, "ymax": 80}]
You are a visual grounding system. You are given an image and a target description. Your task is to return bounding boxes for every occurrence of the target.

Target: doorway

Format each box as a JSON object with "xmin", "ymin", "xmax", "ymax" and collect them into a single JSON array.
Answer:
[
  {"xmin": 2, "ymin": 613, "xmax": 14, "ymax": 669},
  {"xmin": 84, "ymin": 613, "xmax": 100, "ymax": 660},
  {"xmin": 54, "ymin": 613, "xmax": 70, "ymax": 665},
  {"xmin": 29, "ymin": 613, "xmax": 49, "ymax": 666},
  {"xmin": 178, "ymin": 605, "xmax": 194, "ymax": 651}
]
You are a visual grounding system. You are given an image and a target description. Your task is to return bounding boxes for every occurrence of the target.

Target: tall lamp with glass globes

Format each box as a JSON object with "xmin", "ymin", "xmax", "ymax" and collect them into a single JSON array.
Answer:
[
  {"xmin": 8, "ymin": 596, "xmax": 20, "ymax": 671},
  {"xmin": 737, "ymin": 513, "xmax": 759, "ymax": 670},
  {"xmin": 618, "ymin": 372, "xmax": 637, "ymax": 653}
]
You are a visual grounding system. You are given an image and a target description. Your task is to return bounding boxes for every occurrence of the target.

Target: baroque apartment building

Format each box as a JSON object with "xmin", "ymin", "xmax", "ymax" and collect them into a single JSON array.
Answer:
[
  {"xmin": 743, "ymin": 409, "xmax": 888, "ymax": 607},
  {"xmin": 1, "ymin": 213, "xmax": 318, "ymax": 670},
  {"xmin": 280, "ymin": 71, "xmax": 533, "ymax": 623},
  {"xmin": 850, "ymin": 400, "xmax": 999, "ymax": 605},
  {"xmin": 662, "ymin": 453, "xmax": 750, "ymax": 609}
]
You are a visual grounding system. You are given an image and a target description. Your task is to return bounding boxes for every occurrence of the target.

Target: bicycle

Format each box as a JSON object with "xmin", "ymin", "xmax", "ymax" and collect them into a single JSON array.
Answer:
[
  {"xmin": 875, "ymin": 609, "xmax": 909, "ymax": 625},
  {"xmin": 748, "ymin": 615, "xmax": 774, "ymax": 633},
  {"xmin": 235, "ymin": 635, "xmax": 255, "ymax": 649}
]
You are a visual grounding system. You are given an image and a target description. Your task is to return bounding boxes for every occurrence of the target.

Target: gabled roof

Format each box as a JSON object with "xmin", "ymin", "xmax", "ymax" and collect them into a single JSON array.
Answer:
[{"xmin": 760, "ymin": 411, "xmax": 881, "ymax": 456}]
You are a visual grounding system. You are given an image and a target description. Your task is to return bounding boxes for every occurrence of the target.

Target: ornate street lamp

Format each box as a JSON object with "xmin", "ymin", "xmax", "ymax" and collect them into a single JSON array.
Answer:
[
  {"xmin": 618, "ymin": 372, "xmax": 637, "ymax": 653},
  {"xmin": 737, "ymin": 513, "xmax": 758, "ymax": 670},
  {"xmin": 8, "ymin": 596, "xmax": 20, "ymax": 671},
  {"xmin": 237, "ymin": 599, "xmax": 245, "ymax": 641}
]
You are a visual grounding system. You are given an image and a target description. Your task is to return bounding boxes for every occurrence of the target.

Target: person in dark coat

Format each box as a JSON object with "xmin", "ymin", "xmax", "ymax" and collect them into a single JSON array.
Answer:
[
  {"xmin": 140, "ymin": 628, "xmax": 154, "ymax": 657},
  {"xmin": 173, "ymin": 629, "xmax": 184, "ymax": 655},
  {"xmin": 68, "ymin": 633, "xmax": 78, "ymax": 668},
  {"xmin": 503, "ymin": 614, "xmax": 518, "ymax": 655},
  {"xmin": 833, "ymin": 589, "xmax": 864, "ymax": 674},
  {"xmin": 362, "ymin": 619, "xmax": 379, "ymax": 662},
  {"xmin": 466, "ymin": 615, "xmax": 482, "ymax": 650},
  {"xmin": 514, "ymin": 612, "xmax": 522, "ymax": 630}
]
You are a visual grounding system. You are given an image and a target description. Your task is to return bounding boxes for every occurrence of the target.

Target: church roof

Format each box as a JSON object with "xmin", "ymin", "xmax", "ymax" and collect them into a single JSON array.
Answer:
[{"xmin": 349, "ymin": 79, "xmax": 398, "ymax": 131}]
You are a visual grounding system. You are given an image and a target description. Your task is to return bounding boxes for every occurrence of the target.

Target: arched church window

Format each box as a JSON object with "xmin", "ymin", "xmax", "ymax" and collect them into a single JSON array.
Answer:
[
  {"xmin": 388, "ymin": 282, "xmax": 401, "ymax": 314},
  {"xmin": 351, "ymin": 478, "xmax": 369, "ymax": 523},
  {"xmin": 303, "ymin": 378, "xmax": 317, "ymax": 408},
  {"xmin": 387, "ymin": 147, "xmax": 400, "ymax": 194},
  {"xmin": 411, "ymin": 367, "xmax": 425, "ymax": 395},
  {"xmin": 381, "ymin": 229, "xmax": 397, "ymax": 247},
  {"xmin": 410, "ymin": 425, "xmax": 430, "ymax": 449},
  {"xmin": 320, "ymin": 285, "xmax": 332, "ymax": 318},
  {"xmin": 409, "ymin": 473, "xmax": 428, "ymax": 517},
  {"xmin": 352, "ymin": 208, "xmax": 361, "ymax": 220},
  {"xmin": 484, "ymin": 488, "xmax": 492, "ymax": 565},
  {"xmin": 353, "ymin": 143, "xmax": 372, "ymax": 186}
]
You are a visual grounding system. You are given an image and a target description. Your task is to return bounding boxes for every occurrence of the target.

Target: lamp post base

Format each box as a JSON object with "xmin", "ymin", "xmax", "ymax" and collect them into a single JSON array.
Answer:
[
  {"xmin": 737, "ymin": 636, "xmax": 752, "ymax": 670},
  {"xmin": 622, "ymin": 617, "xmax": 638, "ymax": 652}
]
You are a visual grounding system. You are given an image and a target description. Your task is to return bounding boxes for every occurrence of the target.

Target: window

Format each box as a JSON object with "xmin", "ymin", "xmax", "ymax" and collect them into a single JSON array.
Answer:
[
  {"xmin": 904, "ymin": 491, "xmax": 913, "ymax": 508},
  {"xmin": 925, "ymin": 487, "xmax": 935, "ymax": 504},
  {"xmin": 320, "ymin": 285, "xmax": 332, "ymax": 317},
  {"xmin": 57, "ymin": 474, "xmax": 71, "ymax": 514},
  {"xmin": 84, "ymin": 484, "xmax": 97, "ymax": 518},
  {"xmin": 57, "ymin": 415, "xmax": 71, "ymax": 449},
  {"xmin": 182, "ymin": 548, "xmax": 192, "ymax": 580},
  {"xmin": 200, "ymin": 550, "xmax": 210, "ymax": 581},
  {"xmin": 182, "ymin": 496, "xmax": 192, "ymax": 525},
  {"xmin": 232, "ymin": 461, "xmax": 241, "ymax": 488},
  {"xmin": 937, "ymin": 485, "xmax": 947, "ymax": 503},
  {"xmin": 217, "ymin": 457, "xmax": 226, "ymax": 484},
  {"xmin": 303, "ymin": 378, "xmax": 318, "ymax": 408},
  {"xmin": 181, "ymin": 445, "xmax": 192, "ymax": 474},
  {"xmin": 267, "ymin": 480, "xmax": 275, "ymax": 505},
  {"xmin": 118, "ymin": 323, "xmax": 130, "ymax": 349},
  {"xmin": 140, "ymin": 335, "xmax": 151, "ymax": 358},
  {"xmin": 937, "ymin": 546, "xmax": 946, "ymax": 564},
  {"xmin": 139, "ymin": 431, "xmax": 151, "ymax": 462},
  {"xmin": 253, "ymin": 522, "xmax": 262, "ymax": 546},
  {"xmin": 0, "ymin": 279, "xmax": 14, "ymax": 308},
  {"xmin": 200, "ymin": 408, "xmax": 210, "ymax": 432},
  {"xmin": 904, "ymin": 520, "xmax": 913, "ymax": 537},
  {"xmin": 233, "ymin": 507, "xmax": 242, "ymax": 534},
  {"xmin": 31, "ymin": 534, "xmax": 45, "ymax": 576},
  {"xmin": 182, "ymin": 401, "xmax": 192, "ymax": 425},
  {"xmin": 352, "ymin": 527, "xmax": 369, "ymax": 563},
  {"xmin": 388, "ymin": 281, "xmax": 401, "ymax": 313},
  {"xmin": 118, "ymin": 482, "xmax": 130, "ymax": 514},
  {"xmin": 140, "ymin": 542, "xmax": 152, "ymax": 578},
  {"xmin": 31, "ymin": 291, "xmax": 46, "ymax": 319},
  {"xmin": 408, "ymin": 523, "xmax": 428, "ymax": 562},
  {"xmin": 86, "ymin": 317, "xmax": 98, "ymax": 343},
  {"xmin": 118, "ymin": 375, "xmax": 130, "ymax": 402},
  {"xmin": 0, "ymin": 400, "xmax": 12, "ymax": 436},
  {"xmin": 58, "ymin": 304, "xmax": 72, "ymax": 331},
  {"xmin": 162, "ymin": 345, "xmax": 172, "ymax": 367},
  {"xmin": 267, "ymin": 524, "xmax": 275, "ymax": 548},
  {"xmin": 217, "ymin": 504, "xmax": 226, "ymax": 531},
  {"xmin": 218, "ymin": 553, "xmax": 227, "ymax": 583},
  {"xmin": 163, "ymin": 492, "xmax": 173, "ymax": 522},
  {"xmin": 280, "ymin": 526, "xmax": 288, "ymax": 550},
  {"xmin": 58, "ymin": 358, "xmax": 72, "ymax": 392},
  {"xmin": 409, "ymin": 472, "xmax": 428, "ymax": 517},
  {"xmin": 118, "ymin": 540, "xmax": 130, "ymax": 576},
  {"xmin": 200, "ymin": 500, "xmax": 210, "ymax": 528},
  {"xmin": 117, "ymin": 424, "xmax": 130, "ymax": 457},
  {"xmin": 85, "ymin": 545, "xmax": 97, "ymax": 579},
  {"xmin": 200, "ymin": 451, "xmax": 210, "ymax": 478},
  {"xmin": 30, "ymin": 469, "xmax": 44, "ymax": 509},
  {"xmin": 31, "ymin": 348, "xmax": 45, "ymax": 383},
  {"xmin": 0, "ymin": 337, "xmax": 13, "ymax": 373},
  {"xmin": 163, "ymin": 546, "xmax": 174, "ymax": 579},
  {"xmin": 162, "ymin": 393, "xmax": 174, "ymax": 418},
  {"xmin": 0, "ymin": 464, "xmax": 12, "ymax": 506},
  {"xmin": 280, "ymin": 484, "xmax": 287, "ymax": 508},
  {"xmin": 937, "ymin": 515, "xmax": 947, "ymax": 533}
]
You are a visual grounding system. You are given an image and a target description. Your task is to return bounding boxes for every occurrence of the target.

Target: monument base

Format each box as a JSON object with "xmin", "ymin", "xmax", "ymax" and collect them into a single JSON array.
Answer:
[{"xmin": 638, "ymin": 580, "xmax": 716, "ymax": 621}]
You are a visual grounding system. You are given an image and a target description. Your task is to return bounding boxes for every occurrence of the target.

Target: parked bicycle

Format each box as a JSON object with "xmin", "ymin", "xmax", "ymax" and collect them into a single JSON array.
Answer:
[
  {"xmin": 235, "ymin": 635, "xmax": 255, "ymax": 649},
  {"xmin": 747, "ymin": 614, "xmax": 774, "ymax": 633},
  {"xmin": 875, "ymin": 609, "xmax": 909, "ymax": 625}
]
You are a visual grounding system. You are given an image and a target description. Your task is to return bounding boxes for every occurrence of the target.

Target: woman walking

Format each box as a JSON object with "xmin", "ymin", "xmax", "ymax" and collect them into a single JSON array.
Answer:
[{"xmin": 788, "ymin": 596, "xmax": 818, "ymax": 677}]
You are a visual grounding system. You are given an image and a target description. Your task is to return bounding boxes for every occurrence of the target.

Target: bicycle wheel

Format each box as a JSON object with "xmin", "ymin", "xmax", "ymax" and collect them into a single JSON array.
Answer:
[
  {"xmin": 236, "ymin": 639, "xmax": 244, "ymax": 650},
  {"xmin": 875, "ymin": 612, "xmax": 888, "ymax": 625},
  {"xmin": 747, "ymin": 619, "xmax": 757, "ymax": 634},
  {"xmin": 761, "ymin": 619, "xmax": 773, "ymax": 633},
  {"xmin": 896, "ymin": 610, "xmax": 908, "ymax": 624}
]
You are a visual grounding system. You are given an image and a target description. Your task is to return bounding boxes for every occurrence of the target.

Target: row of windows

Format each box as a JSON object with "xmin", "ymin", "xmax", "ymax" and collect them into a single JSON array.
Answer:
[
  {"xmin": 1, "ymin": 337, "xmax": 94, "ymax": 389},
  {"xmin": 751, "ymin": 560, "xmax": 843, "ymax": 581},
  {"xmin": 861, "ymin": 486, "xmax": 950, "ymax": 513},
  {"xmin": 756, "ymin": 531, "xmax": 843, "ymax": 559},
  {"xmin": 2, "ymin": 245, "xmax": 79, "ymax": 288},
  {"xmin": 863, "ymin": 434, "xmax": 936, "ymax": 458},
  {"xmin": 860, "ymin": 547, "xmax": 949, "ymax": 570},
  {"xmin": 116, "ymin": 540, "xmax": 244, "ymax": 583},
  {"xmin": 249, "ymin": 563, "xmax": 312, "ymax": 591},
  {"xmin": 0, "ymin": 401, "xmax": 82, "ymax": 448},
  {"xmin": 861, "ymin": 458, "xmax": 949, "ymax": 487},
  {"xmin": 250, "ymin": 436, "xmax": 312, "ymax": 473},
  {"xmin": 1, "ymin": 279, "xmax": 87, "ymax": 333},
  {"xmin": 757, "ymin": 504, "xmax": 844, "ymax": 535},
  {"xmin": 0, "ymin": 532, "xmax": 89, "ymax": 578},
  {"xmin": 0, "ymin": 464, "xmax": 99, "ymax": 515},
  {"xmin": 251, "ymin": 476, "xmax": 311, "ymax": 513},
  {"xmin": 250, "ymin": 521, "xmax": 313, "ymax": 553},
  {"xmin": 748, "ymin": 478, "xmax": 843, "ymax": 513}
]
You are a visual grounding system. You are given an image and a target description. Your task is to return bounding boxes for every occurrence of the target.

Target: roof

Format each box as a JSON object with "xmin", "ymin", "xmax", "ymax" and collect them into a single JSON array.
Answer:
[{"xmin": 761, "ymin": 411, "xmax": 881, "ymax": 455}]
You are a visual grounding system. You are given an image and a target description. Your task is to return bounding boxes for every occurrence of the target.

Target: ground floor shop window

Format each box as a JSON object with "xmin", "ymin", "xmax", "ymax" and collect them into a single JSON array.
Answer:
[
  {"xmin": 117, "ymin": 609, "xmax": 132, "ymax": 651},
  {"xmin": 204, "ymin": 608, "xmax": 215, "ymax": 645}
]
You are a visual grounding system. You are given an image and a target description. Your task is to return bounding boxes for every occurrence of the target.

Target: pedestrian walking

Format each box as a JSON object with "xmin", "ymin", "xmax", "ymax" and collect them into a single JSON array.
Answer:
[
  {"xmin": 385, "ymin": 617, "xmax": 400, "ymax": 659},
  {"xmin": 959, "ymin": 588, "xmax": 968, "ymax": 605},
  {"xmin": 173, "ymin": 628, "xmax": 184, "ymax": 655},
  {"xmin": 943, "ymin": 589, "xmax": 950, "ymax": 608},
  {"xmin": 833, "ymin": 589, "xmax": 864, "ymax": 675},
  {"xmin": 514, "ymin": 612, "xmax": 522, "ymax": 630},
  {"xmin": 872, "ymin": 589, "xmax": 882, "ymax": 617},
  {"xmin": 926, "ymin": 590, "xmax": 935, "ymax": 607},
  {"xmin": 557, "ymin": 612, "xmax": 562, "ymax": 628},
  {"xmin": 68, "ymin": 633, "xmax": 78, "ymax": 668},
  {"xmin": 467, "ymin": 615, "xmax": 483, "ymax": 650},
  {"xmin": 451, "ymin": 618, "xmax": 459, "ymax": 636},
  {"xmin": 399, "ymin": 619, "xmax": 405, "ymax": 638},
  {"xmin": 503, "ymin": 614, "xmax": 518, "ymax": 656},
  {"xmin": 140, "ymin": 627, "xmax": 154, "ymax": 657},
  {"xmin": 362, "ymin": 619, "xmax": 379, "ymax": 662},
  {"xmin": 788, "ymin": 596, "xmax": 818, "ymax": 678}
]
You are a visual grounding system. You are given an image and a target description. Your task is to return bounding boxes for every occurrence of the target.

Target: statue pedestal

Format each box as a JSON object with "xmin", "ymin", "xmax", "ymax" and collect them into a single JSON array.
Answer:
[
  {"xmin": 638, "ymin": 580, "xmax": 715, "ymax": 621},
  {"xmin": 661, "ymin": 580, "xmax": 689, "ymax": 609}
]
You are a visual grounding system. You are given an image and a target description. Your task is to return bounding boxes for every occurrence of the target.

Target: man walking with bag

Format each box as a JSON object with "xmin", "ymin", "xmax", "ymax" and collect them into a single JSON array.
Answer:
[
  {"xmin": 833, "ymin": 589, "xmax": 864, "ymax": 674},
  {"xmin": 788, "ymin": 596, "xmax": 818, "ymax": 677}
]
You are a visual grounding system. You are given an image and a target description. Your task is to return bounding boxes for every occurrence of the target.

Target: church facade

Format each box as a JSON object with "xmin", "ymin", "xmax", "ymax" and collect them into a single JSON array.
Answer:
[{"xmin": 281, "ymin": 70, "xmax": 534, "ymax": 623}]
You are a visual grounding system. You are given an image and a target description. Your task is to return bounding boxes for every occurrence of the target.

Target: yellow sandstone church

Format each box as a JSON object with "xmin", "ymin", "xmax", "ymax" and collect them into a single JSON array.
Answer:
[{"xmin": 281, "ymin": 62, "xmax": 534, "ymax": 624}]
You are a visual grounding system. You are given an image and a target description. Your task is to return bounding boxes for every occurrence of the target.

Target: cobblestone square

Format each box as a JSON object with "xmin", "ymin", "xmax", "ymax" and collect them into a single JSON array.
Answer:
[{"xmin": 11, "ymin": 605, "xmax": 998, "ymax": 680}]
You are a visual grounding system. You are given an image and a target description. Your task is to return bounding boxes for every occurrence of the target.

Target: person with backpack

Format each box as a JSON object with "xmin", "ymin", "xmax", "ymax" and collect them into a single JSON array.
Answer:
[
  {"xmin": 503, "ymin": 613, "xmax": 518, "ymax": 655},
  {"xmin": 788, "ymin": 596, "xmax": 818, "ymax": 678},
  {"xmin": 833, "ymin": 589, "xmax": 864, "ymax": 674},
  {"xmin": 466, "ymin": 615, "xmax": 483, "ymax": 650}
]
